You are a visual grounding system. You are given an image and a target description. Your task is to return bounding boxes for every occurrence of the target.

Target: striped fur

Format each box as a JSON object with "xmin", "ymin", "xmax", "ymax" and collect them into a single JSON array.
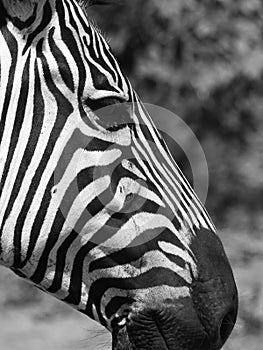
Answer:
[{"xmin": 0, "ymin": 0, "xmax": 215, "ymax": 330}]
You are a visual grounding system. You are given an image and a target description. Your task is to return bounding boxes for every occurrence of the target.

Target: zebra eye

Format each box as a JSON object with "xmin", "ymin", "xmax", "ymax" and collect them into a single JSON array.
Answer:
[
  {"xmin": 85, "ymin": 97, "xmax": 122, "ymax": 112},
  {"xmin": 85, "ymin": 97, "xmax": 131, "ymax": 130}
]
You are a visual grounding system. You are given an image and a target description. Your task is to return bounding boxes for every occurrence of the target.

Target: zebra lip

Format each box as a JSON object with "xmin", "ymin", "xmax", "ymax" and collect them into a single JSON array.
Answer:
[
  {"xmin": 112, "ymin": 304, "xmax": 207, "ymax": 350},
  {"xmin": 112, "ymin": 294, "xmax": 237, "ymax": 350}
]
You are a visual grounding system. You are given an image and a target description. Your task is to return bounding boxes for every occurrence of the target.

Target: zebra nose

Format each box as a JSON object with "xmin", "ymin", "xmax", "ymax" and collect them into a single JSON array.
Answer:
[
  {"xmin": 190, "ymin": 227, "xmax": 238, "ymax": 348},
  {"xmin": 190, "ymin": 266, "xmax": 238, "ymax": 347},
  {"xmin": 216, "ymin": 305, "xmax": 237, "ymax": 347},
  {"xmin": 123, "ymin": 296, "xmax": 237, "ymax": 350}
]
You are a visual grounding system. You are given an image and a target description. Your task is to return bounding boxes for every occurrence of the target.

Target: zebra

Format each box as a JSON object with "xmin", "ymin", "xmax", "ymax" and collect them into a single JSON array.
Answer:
[{"xmin": 0, "ymin": 0, "xmax": 238, "ymax": 349}]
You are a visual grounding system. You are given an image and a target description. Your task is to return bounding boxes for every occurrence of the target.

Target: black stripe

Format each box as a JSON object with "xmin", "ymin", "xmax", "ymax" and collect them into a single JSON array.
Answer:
[
  {"xmin": 22, "ymin": 1, "xmax": 52, "ymax": 55},
  {"xmin": 15, "ymin": 47, "xmax": 73, "ymax": 268},
  {"xmin": 12, "ymin": 61, "xmax": 44, "ymax": 266},
  {"xmin": 89, "ymin": 28, "xmax": 116, "ymax": 82},
  {"xmin": 86, "ymin": 267, "xmax": 190, "ymax": 325},
  {"xmin": 0, "ymin": 53, "xmax": 30, "ymax": 239},
  {"xmin": 64, "ymin": 240, "xmax": 96, "ymax": 305},
  {"xmin": 52, "ymin": 128, "xmax": 94, "ymax": 185},
  {"xmin": 0, "ymin": 25, "xmax": 17, "ymax": 258},
  {"xmin": 47, "ymin": 230, "xmax": 79, "ymax": 293},
  {"xmin": 11, "ymin": 4, "xmax": 38, "ymax": 30},
  {"xmin": 30, "ymin": 208, "xmax": 66, "ymax": 284},
  {"xmin": 0, "ymin": 27, "xmax": 18, "ymax": 163},
  {"xmin": 30, "ymin": 166, "xmax": 107, "ymax": 283},
  {"xmin": 106, "ymin": 296, "xmax": 134, "ymax": 319},
  {"xmin": 0, "ymin": 2, "xmax": 7, "ymax": 27},
  {"xmin": 89, "ymin": 228, "xmax": 186, "ymax": 273},
  {"xmin": 48, "ymin": 27, "xmax": 75, "ymax": 92},
  {"xmin": 66, "ymin": 0, "xmax": 90, "ymax": 35},
  {"xmin": 57, "ymin": 0, "xmax": 86, "ymax": 100}
]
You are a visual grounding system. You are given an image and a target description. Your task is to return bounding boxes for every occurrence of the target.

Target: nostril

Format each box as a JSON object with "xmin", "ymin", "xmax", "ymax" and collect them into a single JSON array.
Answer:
[{"xmin": 218, "ymin": 307, "xmax": 237, "ymax": 345}]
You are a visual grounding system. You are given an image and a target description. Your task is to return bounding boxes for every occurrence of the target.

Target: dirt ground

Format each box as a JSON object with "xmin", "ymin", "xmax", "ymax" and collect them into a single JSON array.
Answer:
[{"xmin": 0, "ymin": 230, "xmax": 262, "ymax": 350}]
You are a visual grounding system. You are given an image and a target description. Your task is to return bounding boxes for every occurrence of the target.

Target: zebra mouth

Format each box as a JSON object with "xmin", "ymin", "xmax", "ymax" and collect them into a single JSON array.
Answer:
[
  {"xmin": 112, "ymin": 308, "xmax": 208, "ymax": 350},
  {"xmin": 111, "ymin": 293, "xmax": 237, "ymax": 350}
]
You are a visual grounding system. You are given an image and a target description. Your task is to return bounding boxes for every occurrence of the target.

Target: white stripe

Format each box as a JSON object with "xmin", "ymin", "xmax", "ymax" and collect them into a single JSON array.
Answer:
[
  {"xmin": 99, "ymin": 213, "xmax": 184, "ymax": 250},
  {"xmin": 23, "ymin": 175, "xmax": 111, "ymax": 279},
  {"xmin": 158, "ymin": 241, "xmax": 197, "ymax": 277},
  {"xmin": 101, "ymin": 285, "xmax": 191, "ymax": 323},
  {"xmin": 131, "ymin": 145, "xmax": 187, "ymax": 229},
  {"xmin": 0, "ymin": 49, "xmax": 28, "ymax": 227},
  {"xmin": 121, "ymin": 159, "xmax": 146, "ymax": 181}
]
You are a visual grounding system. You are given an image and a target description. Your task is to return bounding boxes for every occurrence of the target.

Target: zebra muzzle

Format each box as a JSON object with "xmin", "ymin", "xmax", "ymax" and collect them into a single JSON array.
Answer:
[
  {"xmin": 112, "ymin": 229, "xmax": 238, "ymax": 350},
  {"xmin": 112, "ymin": 296, "xmax": 236, "ymax": 350}
]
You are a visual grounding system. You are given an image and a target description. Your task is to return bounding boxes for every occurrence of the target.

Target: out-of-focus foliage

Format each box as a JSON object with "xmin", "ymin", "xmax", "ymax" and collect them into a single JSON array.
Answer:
[{"xmin": 89, "ymin": 0, "xmax": 263, "ymax": 230}]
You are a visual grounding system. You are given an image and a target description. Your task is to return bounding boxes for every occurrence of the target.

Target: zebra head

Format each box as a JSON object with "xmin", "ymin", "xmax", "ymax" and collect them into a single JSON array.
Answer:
[{"xmin": 0, "ymin": 1, "xmax": 238, "ymax": 349}]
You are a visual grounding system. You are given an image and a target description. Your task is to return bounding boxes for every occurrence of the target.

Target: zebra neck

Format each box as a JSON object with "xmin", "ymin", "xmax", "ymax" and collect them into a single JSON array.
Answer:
[{"xmin": 1, "ymin": 0, "xmax": 48, "ymax": 29}]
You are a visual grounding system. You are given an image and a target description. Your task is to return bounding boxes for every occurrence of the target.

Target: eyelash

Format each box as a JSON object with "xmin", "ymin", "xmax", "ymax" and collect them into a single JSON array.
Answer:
[{"xmin": 85, "ymin": 97, "xmax": 122, "ymax": 112}]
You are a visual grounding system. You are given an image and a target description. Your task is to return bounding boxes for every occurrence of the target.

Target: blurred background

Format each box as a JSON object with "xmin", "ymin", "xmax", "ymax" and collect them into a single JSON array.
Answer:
[{"xmin": 0, "ymin": 0, "xmax": 262, "ymax": 349}]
